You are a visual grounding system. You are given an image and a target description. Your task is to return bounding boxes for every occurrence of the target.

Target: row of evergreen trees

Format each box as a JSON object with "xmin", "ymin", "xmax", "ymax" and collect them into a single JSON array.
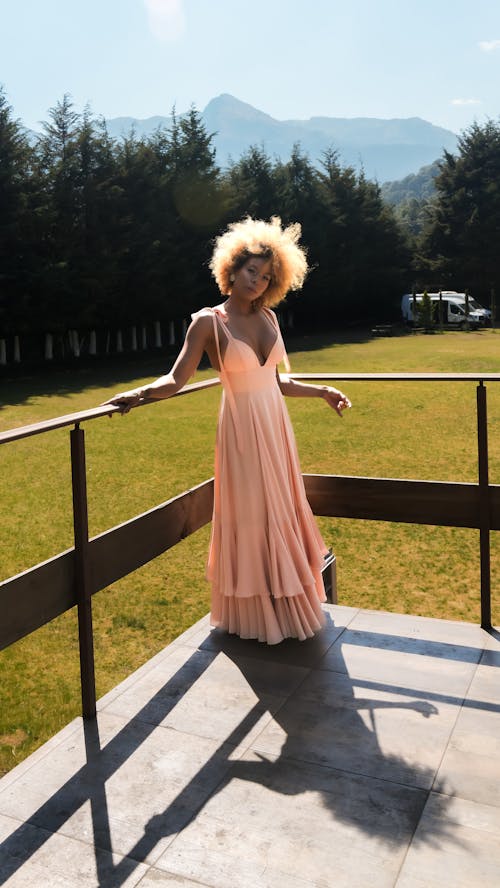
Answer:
[
  {"xmin": 0, "ymin": 90, "xmax": 409, "ymax": 360},
  {"xmin": 1, "ymin": 87, "xmax": 500, "ymax": 362},
  {"xmin": 420, "ymin": 121, "xmax": 500, "ymax": 308},
  {"xmin": 390, "ymin": 120, "xmax": 500, "ymax": 311}
]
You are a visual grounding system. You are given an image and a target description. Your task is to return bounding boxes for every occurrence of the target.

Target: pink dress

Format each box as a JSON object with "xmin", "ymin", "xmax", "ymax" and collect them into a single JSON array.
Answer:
[{"xmin": 193, "ymin": 305, "xmax": 327, "ymax": 645}]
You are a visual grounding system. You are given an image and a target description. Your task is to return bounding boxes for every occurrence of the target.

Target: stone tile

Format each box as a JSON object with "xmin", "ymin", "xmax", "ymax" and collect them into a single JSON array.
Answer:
[
  {"xmin": 159, "ymin": 851, "xmax": 314, "ymax": 888},
  {"xmin": 103, "ymin": 645, "xmax": 310, "ymax": 753},
  {"xmin": 100, "ymin": 646, "xmax": 219, "ymax": 723},
  {"xmin": 449, "ymin": 704, "xmax": 500, "ymax": 753},
  {"xmin": 185, "ymin": 605, "xmax": 358, "ymax": 668},
  {"xmin": 319, "ymin": 630, "xmax": 479, "ymax": 698},
  {"xmin": 251, "ymin": 669, "xmax": 458, "ymax": 789},
  {"xmin": 0, "ymin": 812, "xmax": 148, "ymax": 887},
  {"xmin": 96, "ymin": 618, "xmax": 211, "ymax": 713},
  {"xmin": 395, "ymin": 876, "xmax": 441, "ymax": 888},
  {"xmin": 0, "ymin": 711, "xmax": 128, "ymax": 810},
  {"xmin": 136, "ymin": 869, "xmax": 212, "ymax": 887},
  {"xmin": 346, "ymin": 609, "xmax": 488, "ymax": 650},
  {"xmin": 480, "ymin": 646, "xmax": 500, "ymax": 668},
  {"xmin": 467, "ymin": 660, "xmax": 500, "ymax": 705},
  {"xmin": 424, "ymin": 791, "xmax": 500, "ymax": 835},
  {"xmin": 0, "ymin": 718, "xmax": 83, "ymax": 792},
  {"xmin": 396, "ymin": 793, "xmax": 500, "ymax": 888},
  {"xmin": 482, "ymin": 627, "xmax": 500, "ymax": 648},
  {"xmin": 433, "ymin": 650, "xmax": 500, "ymax": 807},
  {"xmin": 1, "ymin": 607, "xmax": 499, "ymax": 888},
  {"xmin": 435, "ymin": 709, "xmax": 500, "ymax": 806},
  {"xmin": 157, "ymin": 653, "xmax": 308, "ymax": 750},
  {"xmin": 0, "ymin": 712, "xmax": 236, "ymax": 867},
  {"xmin": 155, "ymin": 751, "xmax": 427, "ymax": 888},
  {"xmin": 464, "ymin": 652, "xmax": 500, "ymax": 719}
]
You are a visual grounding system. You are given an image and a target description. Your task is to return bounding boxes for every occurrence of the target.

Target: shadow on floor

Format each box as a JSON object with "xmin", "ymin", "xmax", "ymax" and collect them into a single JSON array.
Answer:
[
  {"xmin": 0, "ymin": 328, "xmax": 380, "ymax": 411},
  {"xmin": 1, "ymin": 610, "xmax": 485, "ymax": 887}
]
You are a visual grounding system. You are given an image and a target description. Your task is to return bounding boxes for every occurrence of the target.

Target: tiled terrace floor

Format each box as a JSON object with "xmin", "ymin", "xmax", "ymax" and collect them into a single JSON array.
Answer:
[{"xmin": 0, "ymin": 604, "xmax": 499, "ymax": 888}]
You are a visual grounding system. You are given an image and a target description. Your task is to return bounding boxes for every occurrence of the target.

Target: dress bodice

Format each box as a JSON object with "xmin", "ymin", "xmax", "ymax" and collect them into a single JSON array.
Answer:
[
  {"xmin": 191, "ymin": 305, "xmax": 290, "ymax": 451},
  {"xmin": 192, "ymin": 305, "xmax": 289, "ymax": 373}
]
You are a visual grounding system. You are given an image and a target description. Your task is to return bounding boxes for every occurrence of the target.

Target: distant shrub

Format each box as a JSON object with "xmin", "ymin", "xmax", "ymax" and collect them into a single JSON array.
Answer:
[{"xmin": 417, "ymin": 290, "xmax": 435, "ymax": 331}]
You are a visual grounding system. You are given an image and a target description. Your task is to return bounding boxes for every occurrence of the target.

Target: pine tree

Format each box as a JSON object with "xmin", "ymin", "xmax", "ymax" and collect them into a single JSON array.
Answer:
[
  {"xmin": 315, "ymin": 148, "xmax": 409, "ymax": 322},
  {"xmin": 421, "ymin": 120, "xmax": 500, "ymax": 302},
  {"xmin": 224, "ymin": 144, "xmax": 279, "ymax": 220},
  {"xmin": 417, "ymin": 289, "xmax": 435, "ymax": 330},
  {"xmin": 33, "ymin": 94, "xmax": 82, "ymax": 336},
  {"xmin": 0, "ymin": 87, "xmax": 31, "ymax": 337}
]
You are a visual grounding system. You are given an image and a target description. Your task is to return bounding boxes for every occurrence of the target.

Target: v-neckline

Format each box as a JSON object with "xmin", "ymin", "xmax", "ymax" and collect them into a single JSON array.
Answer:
[{"xmin": 214, "ymin": 307, "xmax": 278, "ymax": 368}]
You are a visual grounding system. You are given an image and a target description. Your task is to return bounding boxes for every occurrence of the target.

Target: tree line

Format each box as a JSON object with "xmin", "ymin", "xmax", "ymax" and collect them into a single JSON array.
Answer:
[
  {"xmin": 1, "ymin": 87, "xmax": 499, "ymax": 364},
  {"xmin": 385, "ymin": 121, "xmax": 500, "ymax": 314}
]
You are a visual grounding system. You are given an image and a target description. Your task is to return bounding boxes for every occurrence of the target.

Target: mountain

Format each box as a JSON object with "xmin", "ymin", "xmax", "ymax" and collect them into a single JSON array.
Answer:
[
  {"xmin": 380, "ymin": 161, "xmax": 440, "ymax": 206},
  {"xmin": 104, "ymin": 93, "xmax": 458, "ymax": 183}
]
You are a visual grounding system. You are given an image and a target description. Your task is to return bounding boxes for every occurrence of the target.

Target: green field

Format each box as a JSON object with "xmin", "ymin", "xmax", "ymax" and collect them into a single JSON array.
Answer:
[{"xmin": 1, "ymin": 327, "xmax": 499, "ymax": 776}]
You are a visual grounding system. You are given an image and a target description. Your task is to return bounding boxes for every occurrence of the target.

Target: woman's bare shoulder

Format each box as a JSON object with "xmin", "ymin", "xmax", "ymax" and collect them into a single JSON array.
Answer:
[
  {"xmin": 190, "ymin": 304, "xmax": 228, "ymax": 333},
  {"xmin": 188, "ymin": 309, "xmax": 216, "ymax": 343},
  {"xmin": 191, "ymin": 303, "xmax": 226, "ymax": 318},
  {"xmin": 191, "ymin": 306, "xmax": 212, "ymax": 317}
]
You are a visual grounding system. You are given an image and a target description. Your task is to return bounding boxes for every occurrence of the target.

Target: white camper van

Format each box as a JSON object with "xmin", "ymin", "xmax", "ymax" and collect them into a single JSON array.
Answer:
[{"xmin": 401, "ymin": 291, "xmax": 491, "ymax": 327}]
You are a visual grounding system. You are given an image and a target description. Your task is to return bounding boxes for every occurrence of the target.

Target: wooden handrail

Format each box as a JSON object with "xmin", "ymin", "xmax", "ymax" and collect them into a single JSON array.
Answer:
[
  {"xmin": 2, "ymin": 373, "xmax": 500, "ymax": 445},
  {"xmin": 0, "ymin": 377, "xmax": 221, "ymax": 445},
  {"xmin": 289, "ymin": 372, "xmax": 500, "ymax": 381}
]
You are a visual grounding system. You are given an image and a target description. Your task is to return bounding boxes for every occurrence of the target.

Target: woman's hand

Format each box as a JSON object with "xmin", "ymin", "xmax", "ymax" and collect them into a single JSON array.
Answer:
[
  {"xmin": 322, "ymin": 386, "xmax": 352, "ymax": 417},
  {"xmin": 100, "ymin": 388, "xmax": 143, "ymax": 413}
]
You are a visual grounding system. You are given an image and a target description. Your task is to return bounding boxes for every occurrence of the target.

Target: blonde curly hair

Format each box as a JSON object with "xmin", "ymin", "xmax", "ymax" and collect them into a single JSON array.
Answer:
[{"xmin": 209, "ymin": 216, "xmax": 309, "ymax": 309}]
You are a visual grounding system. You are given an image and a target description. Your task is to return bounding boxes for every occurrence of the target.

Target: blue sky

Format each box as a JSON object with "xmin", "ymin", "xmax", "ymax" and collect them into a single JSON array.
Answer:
[{"xmin": 2, "ymin": 0, "xmax": 500, "ymax": 134}]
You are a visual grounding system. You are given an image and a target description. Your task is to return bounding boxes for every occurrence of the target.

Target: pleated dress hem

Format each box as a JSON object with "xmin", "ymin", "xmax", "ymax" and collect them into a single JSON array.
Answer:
[{"xmin": 210, "ymin": 579, "xmax": 327, "ymax": 646}]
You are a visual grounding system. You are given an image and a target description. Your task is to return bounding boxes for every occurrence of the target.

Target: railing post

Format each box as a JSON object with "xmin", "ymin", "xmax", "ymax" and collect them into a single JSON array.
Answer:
[
  {"xmin": 70, "ymin": 424, "xmax": 97, "ymax": 718},
  {"xmin": 322, "ymin": 551, "xmax": 337, "ymax": 604},
  {"xmin": 477, "ymin": 382, "xmax": 492, "ymax": 630}
]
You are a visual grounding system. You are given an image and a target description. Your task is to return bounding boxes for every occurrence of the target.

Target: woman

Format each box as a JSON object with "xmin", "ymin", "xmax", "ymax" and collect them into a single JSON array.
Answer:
[{"xmin": 104, "ymin": 217, "xmax": 351, "ymax": 644}]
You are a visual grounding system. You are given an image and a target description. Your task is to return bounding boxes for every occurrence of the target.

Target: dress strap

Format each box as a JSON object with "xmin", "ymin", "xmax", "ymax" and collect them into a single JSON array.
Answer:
[
  {"xmin": 209, "ymin": 309, "xmax": 244, "ymax": 454},
  {"xmin": 263, "ymin": 307, "xmax": 291, "ymax": 373},
  {"xmin": 211, "ymin": 309, "xmax": 225, "ymax": 369}
]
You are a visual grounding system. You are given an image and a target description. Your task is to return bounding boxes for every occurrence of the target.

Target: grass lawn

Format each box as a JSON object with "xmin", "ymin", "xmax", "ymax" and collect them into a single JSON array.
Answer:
[{"xmin": 1, "ymin": 326, "xmax": 499, "ymax": 776}]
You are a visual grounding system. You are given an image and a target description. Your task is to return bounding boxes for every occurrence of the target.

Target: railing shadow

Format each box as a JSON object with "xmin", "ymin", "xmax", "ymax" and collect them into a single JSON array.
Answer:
[
  {"xmin": 0, "ymin": 351, "xmax": 217, "ymax": 411},
  {"xmin": 1, "ymin": 608, "xmax": 492, "ymax": 885},
  {"xmin": 0, "ymin": 327, "xmax": 377, "ymax": 410},
  {"xmin": 0, "ymin": 645, "xmax": 250, "ymax": 886}
]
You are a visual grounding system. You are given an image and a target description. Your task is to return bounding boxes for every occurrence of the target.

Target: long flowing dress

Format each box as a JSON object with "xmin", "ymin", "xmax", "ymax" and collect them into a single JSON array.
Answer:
[{"xmin": 193, "ymin": 305, "xmax": 328, "ymax": 645}]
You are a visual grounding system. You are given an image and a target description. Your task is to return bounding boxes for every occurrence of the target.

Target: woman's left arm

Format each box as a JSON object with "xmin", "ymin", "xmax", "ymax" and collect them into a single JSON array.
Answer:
[{"xmin": 277, "ymin": 372, "xmax": 351, "ymax": 418}]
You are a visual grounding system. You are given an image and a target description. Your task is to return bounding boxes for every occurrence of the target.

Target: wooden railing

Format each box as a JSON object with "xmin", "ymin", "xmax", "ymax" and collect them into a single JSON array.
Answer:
[{"xmin": 1, "ymin": 373, "xmax": 499, "ymax": 721}]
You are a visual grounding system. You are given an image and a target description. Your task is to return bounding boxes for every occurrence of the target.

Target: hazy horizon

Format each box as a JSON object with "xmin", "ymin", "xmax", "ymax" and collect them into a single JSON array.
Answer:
[{"xmin": 3, "ymin": 0, "xmax": 500, "ymax": 134}]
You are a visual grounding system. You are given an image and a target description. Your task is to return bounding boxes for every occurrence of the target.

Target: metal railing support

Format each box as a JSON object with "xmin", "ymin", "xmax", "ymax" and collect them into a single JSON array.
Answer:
[
  {"xmin": 322, "ymin": 551, "xmax": 337, "ymax": 604},
  {"xmin": 70, "ymin": 424, "xmax": 97, "ymax": 719},
  {"xmin": 477, "ymin": 382, "xmax": 492, "ymax": 630}
]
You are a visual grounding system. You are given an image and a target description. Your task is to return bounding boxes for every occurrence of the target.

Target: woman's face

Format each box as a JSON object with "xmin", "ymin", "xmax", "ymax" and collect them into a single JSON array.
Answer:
[{"xmin": 231, "ymin": 256, "xmax": 272, "ymax": 302}]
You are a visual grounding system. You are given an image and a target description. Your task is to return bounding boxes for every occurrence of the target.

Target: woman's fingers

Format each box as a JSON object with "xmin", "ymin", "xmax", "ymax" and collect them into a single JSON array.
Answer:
[{"xmin": 100, "ymin": 391, "xmax": 139, "ymax": 410}]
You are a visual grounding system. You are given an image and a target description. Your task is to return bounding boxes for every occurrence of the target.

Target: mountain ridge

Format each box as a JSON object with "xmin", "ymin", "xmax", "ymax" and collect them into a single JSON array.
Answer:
[{"xmin": 102, "ymin": 93, "xmax": 458, "ymax": 183}]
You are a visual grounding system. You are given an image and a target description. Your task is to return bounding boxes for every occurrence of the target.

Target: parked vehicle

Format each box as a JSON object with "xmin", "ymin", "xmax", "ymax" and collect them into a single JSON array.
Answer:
[{"xmin": 401, "ymin": 291, "xmax": 491, "ymax": 327}]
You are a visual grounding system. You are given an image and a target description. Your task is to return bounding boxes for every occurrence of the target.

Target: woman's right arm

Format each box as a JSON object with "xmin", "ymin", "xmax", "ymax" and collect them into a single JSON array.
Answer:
[{"xmin": 102, "ymin": 314, "xmax": 213, "ymax": 410}]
